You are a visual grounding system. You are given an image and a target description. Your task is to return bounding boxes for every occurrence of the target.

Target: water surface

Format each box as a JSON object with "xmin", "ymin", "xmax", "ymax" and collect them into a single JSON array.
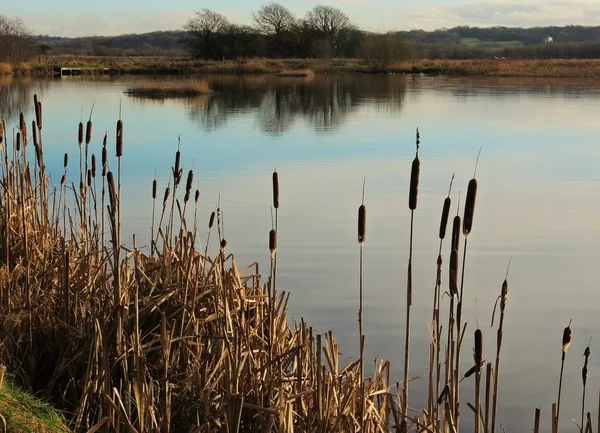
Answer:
[{"xmin": 3, "ymin": 73, "xmax": 600, "ymax": 431}]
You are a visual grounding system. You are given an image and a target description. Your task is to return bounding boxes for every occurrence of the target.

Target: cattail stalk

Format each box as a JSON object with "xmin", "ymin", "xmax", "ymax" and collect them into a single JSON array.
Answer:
[
  {"xmin": 556, "ymin": 319, "xmax": 573, "ymax": 432},
  {"xmin": 581, "ymin": 340, "xmax": 591, "ymax": 433},
  {"xmin": 357, "ymin": 179, "xmax": 366, "ymax": 429},
  {"xmin": 402, "ymin": 129, "xmax": 420, "ymax": 427},
  {"xmin": 151, "ymin": 176, "xmax": 157, "ymax": 256},
  {"xmin": 474, "ymin": 329, "xmax": 483, "ymax": 433}
]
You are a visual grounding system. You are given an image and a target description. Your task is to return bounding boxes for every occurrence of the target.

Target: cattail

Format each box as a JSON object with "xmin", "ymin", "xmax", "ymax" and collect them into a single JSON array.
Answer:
[
  {"xmin": 78, "ymin": 121, "xmax": 83, "ymax": 146},
  {"xmin": 33, "ymin": 94, "xmax": 38, "ymax": 108},
  {"xmin": 209, "ymin": 211, "xmax": 215, "ymax": 229},
  {"xmin": 152, "ymin": 179, "xmax": 157, "ymax": 199},
  {"xmin": 583, "ymin": 345, "xmax": 590, "ymax": 385},
  {"xmin": 102, "ymin": 145, "xmax": 107, "ymax": 176},
  {"xmin": 19, "ymin": 113, "xmax": 27, "ymax": 143},
  {"xmin": 185, "ymin": 170, "xmax": 194, "ymax": 193},
  {"xmin": 16, "ymin": 132, "xmax": 21, "ymax": 152},
  {"xmin": 358, "ymin": 204, "xmax": 366, "ymax": 244},
  {"xmin": 176, "ymin": 169, "xmax": 183, "ymax": 186},
  {"xmin": 60, "ymin": 174, "xmax": 66, "ymax": 186},
  {"xmin": 449, "ymin": 249, "xmax": 459, "ymax": 296},
  {"xmin": 31, "ymin": 121, "xmax": 38, "ymax": 147},
  {"xmin": 451, "ymin": 214, "xmax": 461, "ymax": 252},
  {"xmin": 439, "ymin": 197, "xmax": 451, "ymax": 239},
  {"xmin": 64, "ymin": 153, "xmax": 69, "ymax": 170},
  {"xmin": 35, "ymin": 101, "xmax": 42, "ymax": 129},
  {"xmin": 475, "ymin": 329, "xmax": 483, "ymax": 367},
  {"xmin": 220, "ymin": 239, "xmax": 227, "ymax": 250},
  {"xmin": 273, "ymin": 171, "xmax": 279, "ymax": 209},
  {"xmin": 87, "ymin": 169, "xmax": 92, "ymax": 187},
  {"xmin": 463, "ymin": 178, "xmax": 478, "ymax": 237},
  {"xmin": 80, "ymin": 180, "xmax": 86, "ymax": 199},
  {"xmin": 174, "ymin": 150, "xmax": 181, "ymax": 177},
  {"xmin": 86, "ymin": 119, "xmax": 92, "ymax": 145},
  {"xmin": 0, "ymin": 123, "xmax": 3, "ymax": 144},
  {"xmin": 102, "ymin": 132, "xmax": 107, "ymax": 148},
  {"xmin": 107, "ymin": 172, "xmax": 116, "ymax": 207},
  {"xmin": 409, "ymin": 157, "xmax": 420, "ymax": 210},
  {"xmin": 91, "ymin": 154, "xmax": 96, "ymax": 177},
  {"xmin": 116, "ymin": 120, "xmax": 123, "ymax": 157},
  {"xmin": 563, "ymin": 322, "xmax": 573, "ymax": 355},
  {"xmin": 194, "ymin": 190, "xmax": 200, "ymax": 204},
  {"xmin": 269, "ymin": 229, "xmax": 277, "ymax": 255},
  {"xmin": 163, "ymin": 187, "xmax": 170, "ymax": 207}
]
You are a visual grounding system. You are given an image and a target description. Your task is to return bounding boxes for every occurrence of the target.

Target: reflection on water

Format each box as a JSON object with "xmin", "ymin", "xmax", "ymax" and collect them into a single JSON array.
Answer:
[{"xmin": 3, "ymin": 74, "xmax": 600, "ymax": 431}]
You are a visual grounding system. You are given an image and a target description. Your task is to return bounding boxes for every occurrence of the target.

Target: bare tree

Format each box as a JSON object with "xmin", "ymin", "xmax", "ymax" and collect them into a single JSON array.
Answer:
[
  {"xmin": 0, "ymin": 15, "xmax": 36, "ymax": 63},
  {"xmin": 253, "ymin": 2, "xmax": 296, "ymax": 56},
  {"xmin": 304, "ymin": 5, "xmax": 355, "ymax": 56},
  {"xmin": 183, "ymin": 9, "xmax": 230, "ymax": 59}
]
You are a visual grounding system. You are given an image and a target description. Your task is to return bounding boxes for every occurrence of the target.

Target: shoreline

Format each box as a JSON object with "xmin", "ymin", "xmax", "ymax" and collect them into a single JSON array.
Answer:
[{"xmin": 3, "ymin": 57, "xmax": 600, "ymax": 79}]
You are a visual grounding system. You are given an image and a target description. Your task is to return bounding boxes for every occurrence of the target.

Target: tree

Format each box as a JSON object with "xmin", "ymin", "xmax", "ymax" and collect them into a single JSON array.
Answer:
[
  {"xmin": 0, "ymin": 15, "xmax": 36, "ymax": 63},
  {"xmin": 183, "ymin": 9, "xmax": 229, "ymax": 59},
  {"xmin": 252, "ymin": 2, "xmax": 296, "ymax": 56},
  {"xmin": 304, "ymin": 5, "xmax": 355, "ymax": 57},
  {"xmin": 358, "ymin": 32, "xmax": 411, "ymax": 68}
]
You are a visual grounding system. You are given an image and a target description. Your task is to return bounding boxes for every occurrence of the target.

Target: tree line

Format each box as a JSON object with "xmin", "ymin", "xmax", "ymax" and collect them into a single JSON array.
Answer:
[{"xmin": 0, "ymin": 15, "xmax": 37, "ymax": 63}]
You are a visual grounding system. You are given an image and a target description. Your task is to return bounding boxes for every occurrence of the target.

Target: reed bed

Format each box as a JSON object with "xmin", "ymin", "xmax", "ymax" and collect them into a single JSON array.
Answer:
[
  {"xmin": 1, "ymin": 95, "xmax": 600, "ymax": 433},
  {"xmin": 125, "ymin": 79, "xmax": 210, "ymax": 98}
]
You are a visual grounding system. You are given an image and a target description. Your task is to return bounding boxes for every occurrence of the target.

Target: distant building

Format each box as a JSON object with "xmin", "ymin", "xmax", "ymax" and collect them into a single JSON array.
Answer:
[{"xmin": 543, "ymin": 35, "xmax": 554, "ymax": 43}]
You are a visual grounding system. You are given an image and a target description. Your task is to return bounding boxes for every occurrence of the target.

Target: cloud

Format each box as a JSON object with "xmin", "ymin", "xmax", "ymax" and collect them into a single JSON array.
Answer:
[{"xmin": 382, "ymin": 0, "xmax": 600, "ymax": 31}]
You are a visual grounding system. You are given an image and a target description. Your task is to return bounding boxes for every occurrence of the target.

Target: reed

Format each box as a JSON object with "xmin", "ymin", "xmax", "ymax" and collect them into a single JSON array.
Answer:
[
  {"xmin": 357, "ymin": 180, "xmax": 366, "ymax": 429},
  {"xmin": 581, "ymin": 339, "xmax": 591, "ymax": 433},
  {"xmin": 556, "ymin": 319, "xmax": 573, "ymax": 432}
]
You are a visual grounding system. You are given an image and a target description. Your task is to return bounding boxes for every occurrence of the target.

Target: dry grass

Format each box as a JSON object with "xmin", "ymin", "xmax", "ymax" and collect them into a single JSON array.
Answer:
[
  {"xmin": 0, "ymin": 63, "xmax": 13, "ymax": 76},
  {"xmin": 277, "ymin": 69, "xmax": 315, "ymax": 77},
  {"xmin": 125, "ymin": 79, "xmax": 210, "ymax": 98}
]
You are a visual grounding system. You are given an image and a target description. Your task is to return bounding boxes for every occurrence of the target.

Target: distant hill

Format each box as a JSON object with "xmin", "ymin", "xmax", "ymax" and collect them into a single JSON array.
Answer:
[{"xmin": 34, "ymin": 31, "xmax": 188, "ymax": 56}]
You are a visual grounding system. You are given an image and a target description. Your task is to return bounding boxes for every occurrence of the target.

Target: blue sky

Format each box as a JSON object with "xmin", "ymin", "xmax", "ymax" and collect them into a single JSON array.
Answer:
[{"xmin": 4, "ymin": 0, "xmax": 600, "ymax": 37}]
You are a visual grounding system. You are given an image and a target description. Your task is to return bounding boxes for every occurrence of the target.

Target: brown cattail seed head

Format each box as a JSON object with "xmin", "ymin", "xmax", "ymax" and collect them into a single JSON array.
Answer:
[
  {"xmin": 449, "ymin": 248, "xmax": 459, "ymax": 296},
  {"xmin": 409, "ymin": 156, "xmax": 420, "ymax": 210},
  {"xmin": 152, "ymin": 179, "xmax": 157, "ymax": 199},
  {"xmin": 583, "ymin": 345, "xmax": 591, "ymax": 385},
  {"xmin": 463, "ymin": 178, "xmax": 478, "ymax": 237},
  {"xmin": 439, "ymin": 197, "xmax": 451, "ymax": 239},
  {"xmin": 163, "ymin": 187, "xmax": 170, "ymax": 206},
  {"xmin": 209, "ymin": 211, "xmax": 215, "ymax": 229},
  {"xmin": 91, "ymin": 154, "xmax": 96, "ymax": 177},
  {"xmin": 87, "ymin": 169, "xmax": 92, "ymax": 187},
  {"xmin": 16, "ymin": 132, "xmax": 21, "ymax": 152},
  {"xmin": 31, "ymin": 121, "xmax": 38, "ymax": 147},
  {"xmin": 474, "ymin": 329, "xmax": 483, "ymax": 367},
  {"xmin": 33, "ymin": 94, "xmax": 38, "ymax": 108},
  {"xmin": 220, "ymin": 239, "xmax": 227, "ymax": 250},
  {"xmin": 36, "ymin": 101, "xmax": 42, "ymax": 129},
  {"xmin": 185, "ymin": 170, "xmax": 194, "ymax": 193},
  {"xmin": 102, "ymin": 132, "xmax": 107, "ymax": 147},
  {"xmin": 102, "ymin": 146, "xmax": 107, "ymax": 176},
  {"xmin": 451, "ymin": 214, "xmax": 461, "ymax": 252},
  {"xmin": 116, "ymin": 120, "xmax": 123, "ymax": 157},
  {"xmin": 86, "ymin": 120, "xmax": 92, "ymax": 145},
  {"xmin": 174, "ymin": 151, "xmax": 181, "ymax": 177},
  {"xmin": 269, "ymin": 229, "xmax": 277, "ymax": 255},
  {"xmin": 0, "ymin": 123, "xmax": 3, "ymax": 144},
  {"xmin": 60, "ymin": 174, "xmax": 66, "ymax": 186},
  {"xmin": 562, "ymin": 324, "xmax": 572, "ymax": 354},
  {"xmin": 194, "ymin": 190, "xmax": 200, "ymax": 203},
  {"xmin": 19, "ymin": 113, "xmax": 26, "ymax": 142},
  {"xmin": 78, "ymin": 121, "xmax": 83, "ymax": 145},
  {"xmin": 64, "ymin": 153, "xmax": 69, "ymax": 169},
  {"xmin": 358, "ymin": 204, "xmax": 366, "ymax": 244},
  {"xmin": 273, "ymin": 171, "xmax": 279, "ymax": 209}
]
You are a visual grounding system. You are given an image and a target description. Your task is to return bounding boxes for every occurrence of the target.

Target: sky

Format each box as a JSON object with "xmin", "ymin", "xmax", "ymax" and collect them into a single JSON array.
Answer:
[{"xmin": 3, "ymin": 0, "xmax": 600, "ymax": 37}]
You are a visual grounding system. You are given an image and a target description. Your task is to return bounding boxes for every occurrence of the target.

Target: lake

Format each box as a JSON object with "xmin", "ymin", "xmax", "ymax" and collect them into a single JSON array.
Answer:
[{"xmin": 3, "ymin": 73, "xmax": 600, "ymax": 431}]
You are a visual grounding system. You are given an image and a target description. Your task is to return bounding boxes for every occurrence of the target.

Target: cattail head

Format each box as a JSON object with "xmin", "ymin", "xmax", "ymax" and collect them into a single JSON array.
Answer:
[
  {"xmin": 36, "ymin": 101, "xmax": 42, "ymax": 130},
  {"xmin": 16, "ymin": 132, "xmax": 21, "ymax": 152},
  {"xmin": 185, "ymin": 170, "xmax": 194, "ymax": 193},
  {"xmin": 269, "ymin": 229, "xmax": 277, "ymax": 256},
  {"xmin": 152, "ymin": 179, "xmax": 157, "ymax": 199},
  {"xmin": 78, "ymin": 121, "xmax": 83, "ymax": 146},
  {"xmin": 91, "ymin": 154, "xmax": 96, "ymax": 177},
  {"xmin": 64, "ymin": 153, "xmax": 69, "ymax": 170},
  {"xmin": 60, "ymin": 174, "xmax": 66, "ymax": 186},
  {"xmin": 174, "ymin": 151, "xmax": 181, "ymax": 178},
  {"xmin": 358, "ymin": 204, "xmax": 366, "ymax": 244},
  {"xmin": 409, "ymin": 157, "xmax": 420, "ymax": 210},
  {"xmin": 102, "ymin": 132, "xmax": 107, "ymax": 148},
  {"xmin": 439, "ymin": 197, "xmax": 451, "ymax": 240},
  {"xmin": 209, "ymin": 211, "xmax": 215, "ymax": 229},
  {"xmin": 102, "ymin": 145, "xmax": 107, "ymax": 176},
  {"xmin": 116, "ymin": 120, "xmax": 123, "ymax": 157},
  {"xmin": 452, "ymin": 214, "xmax": 461, "ymax": 252},
  {"xmin": 87, "ymin": 169, "xmax": 92, "ymax": 187},
  {"xmin": 86, "ymin": 119, "xmax": 92, "ymax": 145},
  {"xmin": 562, "ymin": 321, "xmax": 573, "ymax": 354},
  {"xmin": 583, "ymin": 343, "xmax": 591, "ymax": 386},
  {"xmin": 19, "ymin": 113, "xmax": 27, "ymax": 144},
  {"xmin": 163, "ymin": 187, "xmax": 170, "ymax": 207},
  {"xmin": 463, "ymin": 178, "xmax": 478, "ymax": 237},
  {"xmin": 31, "ymin": 121, "xmax": 37, "ymax": 147},
  {"xmin": 194, "ymin": 190, "xmax": 200, "ymax": 204},
  {"xmin": 0, "ymin": 123, "xmax": 3, "ymax": 144},
  {"xmin": 474, "ymin": 329, "xmax": 483, "ymax": 367},
  {"xmin": 33, "ymin": 94, "xmax": 38, "ymax": 108},
  {"xmin": 220, "ymin": 239, "xmax": 227, "ymax": 250},
  {"xmin": 449, "ymin": 248, "xmax": 459, "ymax": 296},
  {"xmin": 273, "ymin": 171, "xmax": 279, "ymax": 209}
]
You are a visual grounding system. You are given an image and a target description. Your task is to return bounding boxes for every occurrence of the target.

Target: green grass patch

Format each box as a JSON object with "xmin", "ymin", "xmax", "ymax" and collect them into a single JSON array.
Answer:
[{"xmin": 0, "ymin": 380, "xmax": 70, "ymax": 433}]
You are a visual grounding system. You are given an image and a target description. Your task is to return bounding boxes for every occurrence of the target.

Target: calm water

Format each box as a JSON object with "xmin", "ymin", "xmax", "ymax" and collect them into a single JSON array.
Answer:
[{"xmin": 3, "ymin": 74, "xmax": 600, "ymax": 430}]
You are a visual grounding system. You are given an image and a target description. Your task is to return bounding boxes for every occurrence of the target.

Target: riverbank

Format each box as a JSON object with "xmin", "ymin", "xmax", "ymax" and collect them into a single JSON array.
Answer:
[{"xmin": 4, "ymin": 56, "xmax": 600, "ymax": 78}]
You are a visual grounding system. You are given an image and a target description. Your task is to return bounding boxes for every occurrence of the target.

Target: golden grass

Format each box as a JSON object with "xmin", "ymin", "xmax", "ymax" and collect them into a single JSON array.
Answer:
[
  {"xmin": 0, "ymin": 63, "xmax": 13, "ymax": 76},
  {"xmin": 277, "ymin": 68, "xmax": 315, "ymax": 77},
  {"xmin": 125, "ymin": 79, "xmax": 210, "ymax": 98}
]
